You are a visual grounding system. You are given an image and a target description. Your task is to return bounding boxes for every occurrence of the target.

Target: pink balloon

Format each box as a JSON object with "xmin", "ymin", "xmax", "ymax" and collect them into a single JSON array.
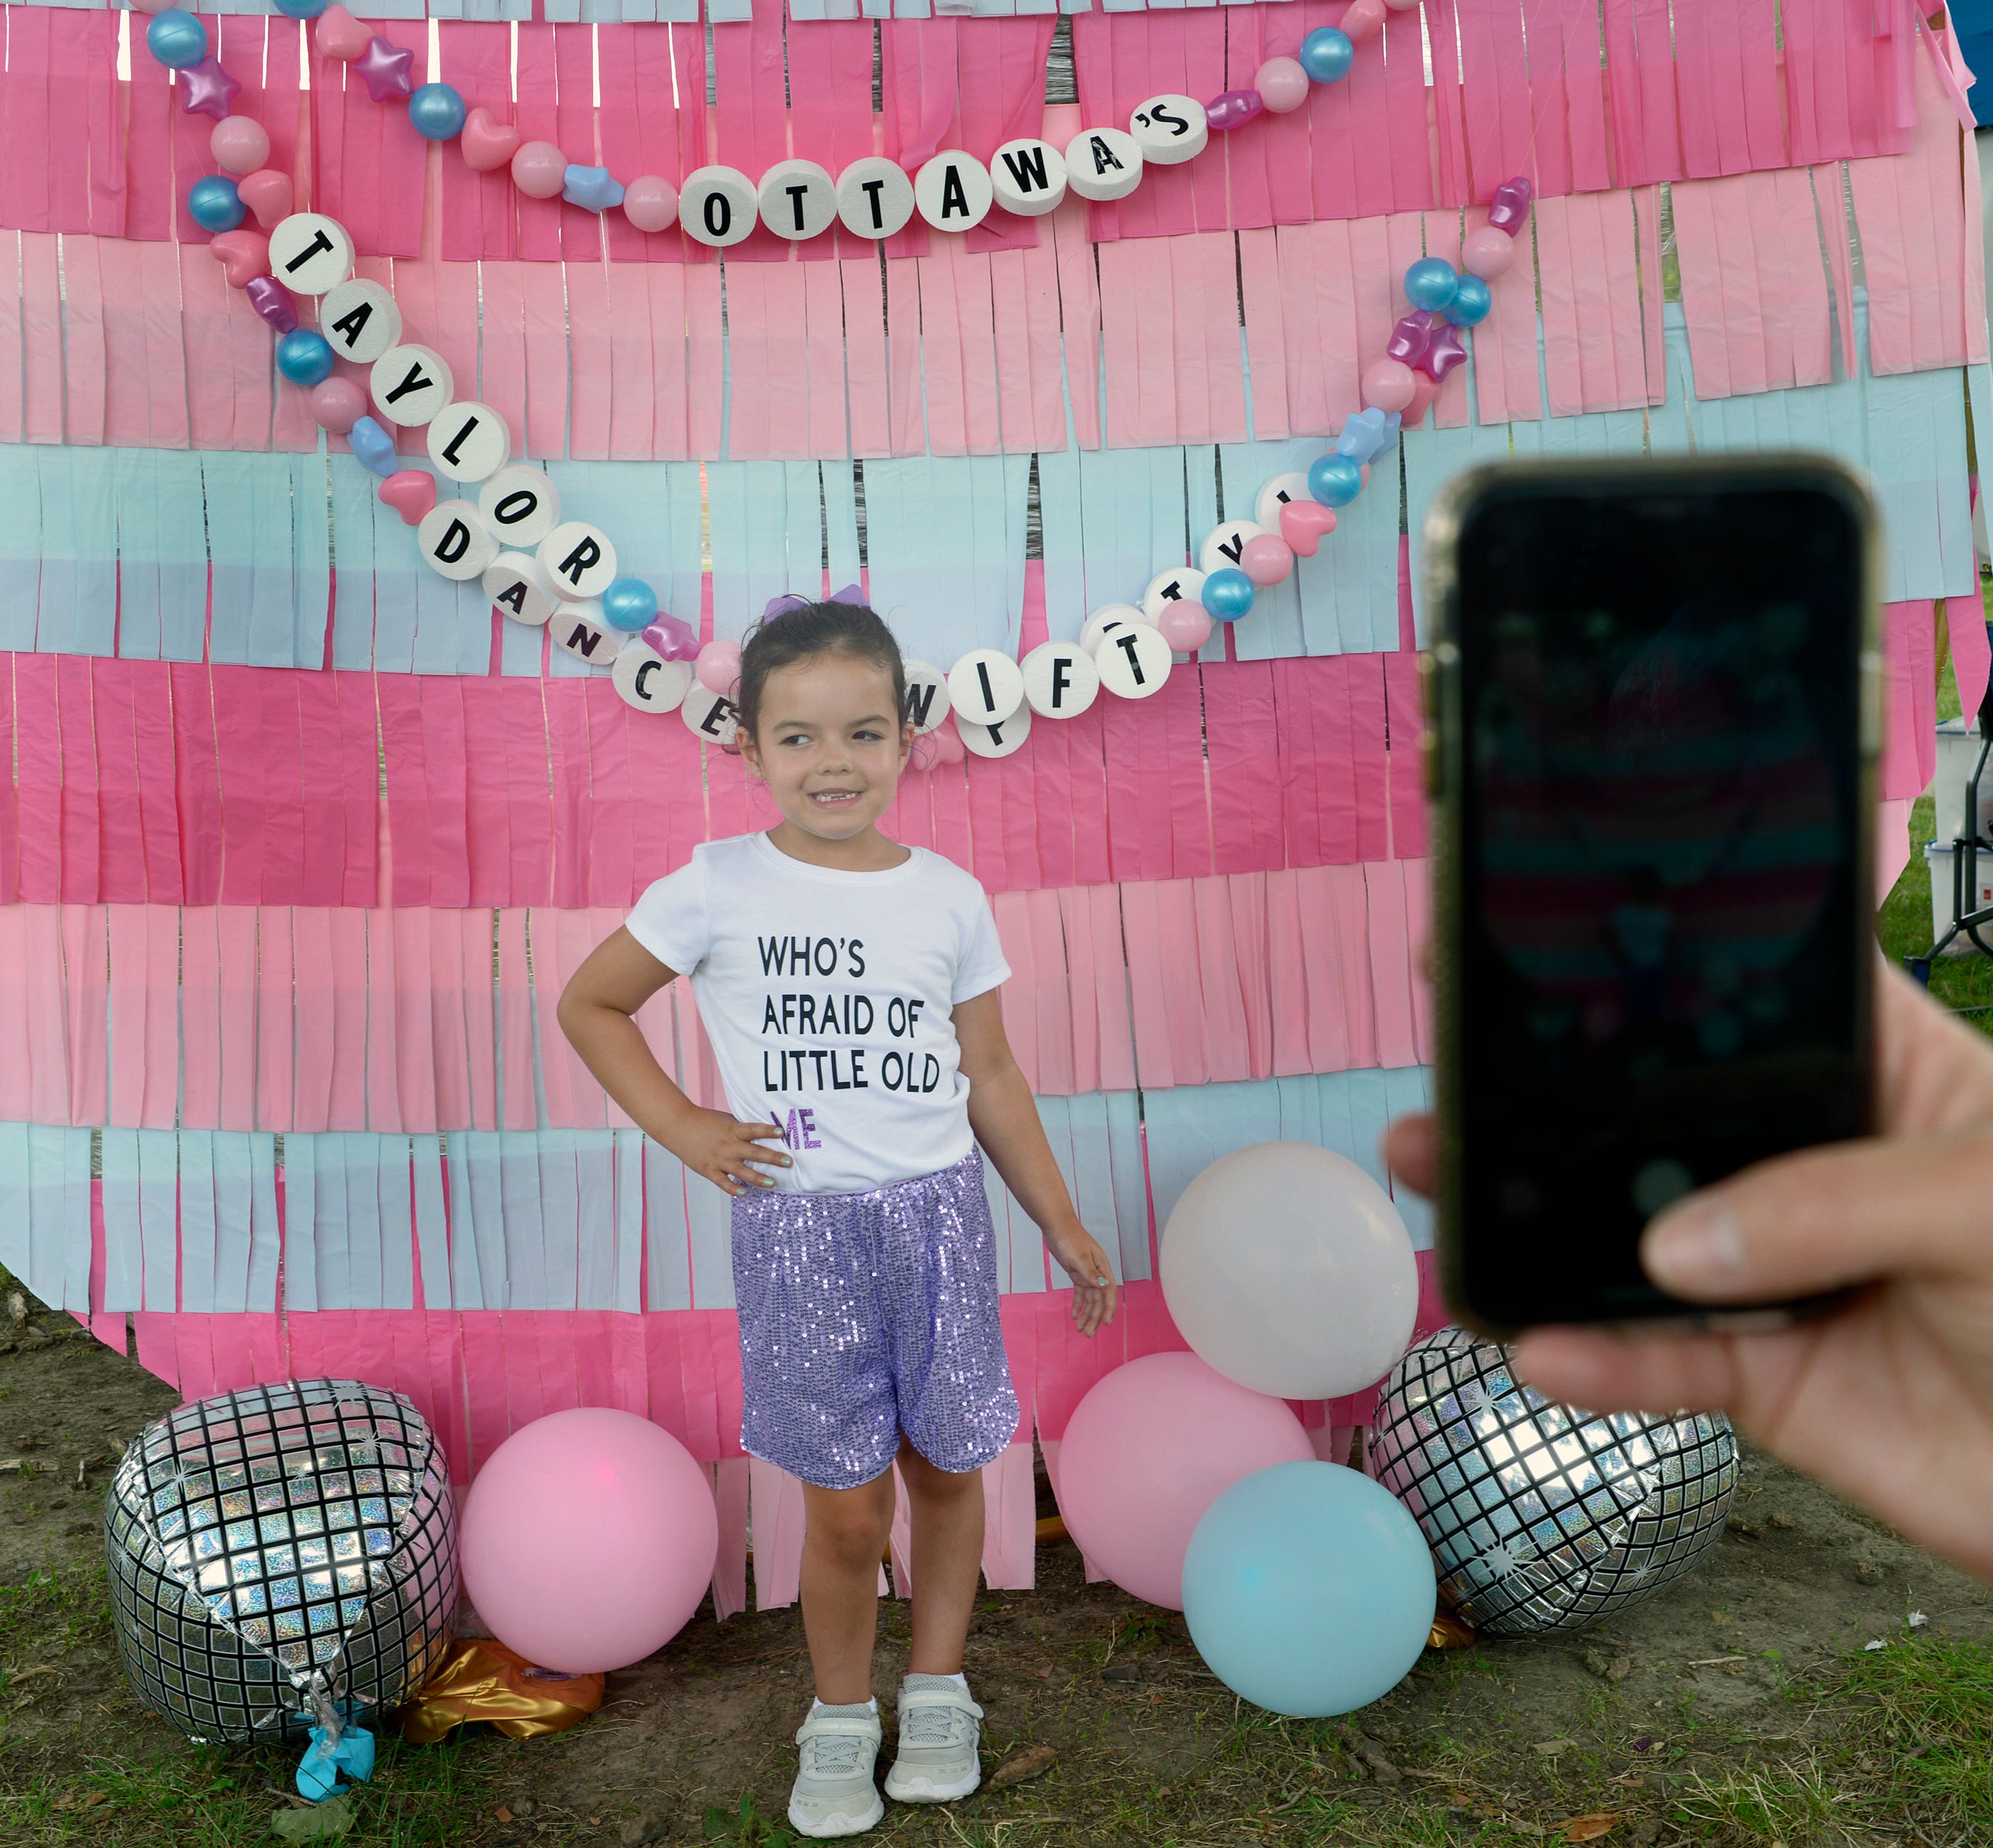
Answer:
[
  {"xmin": 623, "ymin": 174, "xmax": 681, "ymax": 235},
  {"xmin": 1461, "ymin": 224, "xmax": 1517, "ymax": 280},
  {"xmin": 461, "ymin": 1408, "xmax": 718, "ymax": 1674},
  {"xmin": 1156, "ymin": 599, "xmax": 1214, "ymax": 654},
  {"xmin": 696, "ymin": 638, "xmax": 744, "ymax": 699},
  {"xmin": 309, "ymin": 375, "xmax": 368, "ymax": 432},
  {"xmin": 1362, "ymin": 357, "xmax": 1417, "ymax": 412},
  {"xmin": 1255, "ymin": 57, "xmax": 1311, "ymax": 115},
  {"xmin": 210, "ymin": 116, "xmax": 272, "ymax": 177},
  {"xmin": 1341, "ymin": 0, "xmax": 1388, "ymax": 41},
  {"xmin": 1239, "ymin": 531, "xmax": 1294, "ymax": 587},
  {"xmin": 510, "ymin": 140, "xmax": 569, "ymax": 201},
  {"xmin": 1057, "ymin": 1353, "xmax": 1316, "ymax": 1609}
]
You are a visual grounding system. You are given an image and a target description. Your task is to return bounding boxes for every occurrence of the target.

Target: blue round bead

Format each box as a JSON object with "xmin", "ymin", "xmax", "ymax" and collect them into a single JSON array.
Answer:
[
  {"xmin": 408, "ymin": 82, "xmax": 469, "ymax": 143},
  {"xmin": 276, "ymin": 330, "xmax": 336, "ymax": 388},
  {"xmin": 1202, "ymin": 567, "xmax": 1257, "ymax": 622},
  {"xmin": 187, "ymin": 175, "xmax": 246, "ymax": 234},
  {"xmin": 1297, "ymin": 28, "xmax": 1355, "ymax": 84},
  {"xmin": 271, "ymin": 0, "xmax": 330, "ymax": 16},
  {"xmin": 602, "ymin": 577, "xmax": 660, "ymax": 634},
  {"xmin": 1444, "ymin": 272, "xmax": 1493, "ymax": 328},
  {"xmin": 145, "ymin": 9, "xmax": 209, "ymax": 70},
  {"xmin": 1308, "ymin": 454, "xmax": 1364, "ymax": 509},
  {"xmin": 1404, "ymin": 257, "xmax": 1460, "ymax": 313}
]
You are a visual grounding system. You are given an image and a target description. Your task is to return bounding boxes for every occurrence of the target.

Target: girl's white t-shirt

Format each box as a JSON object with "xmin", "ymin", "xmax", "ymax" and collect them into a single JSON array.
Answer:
[{"xmin": 625, "ymin": 833, "xmax": 1012, "ymax": 1194}]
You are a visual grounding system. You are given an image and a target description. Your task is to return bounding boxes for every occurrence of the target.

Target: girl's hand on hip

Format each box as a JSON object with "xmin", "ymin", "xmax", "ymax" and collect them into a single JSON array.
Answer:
[
  {"xmin": 679, "ymin": 1110, "xmax": 794, "ymax": 1196},
  {"xmin": 1047, "ymin": 1226, "xmax": 1119, "ymax": 1336}
]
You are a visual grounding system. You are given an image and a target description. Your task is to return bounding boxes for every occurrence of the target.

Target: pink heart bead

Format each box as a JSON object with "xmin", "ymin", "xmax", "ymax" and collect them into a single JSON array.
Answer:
[
  {"xmin": 236, "ymin": 168, "xmax": 294, "ymax": 230},
  {"xmin": 461, "ymin": 107, "xmax": 523, "ymax": 174},
  {"xmin": 315, "ymin": 4, "xmax": 372, "ymax": 62},
  {"xmin": 208, "ymin": 228, "xmax": 271, "ymax": 291},
  {"xmin": 1279, "ymin": 500, "xmax": 1337, "ymax": 557},
  {"xmin": 378, "ymin": 470, "xmax": 436, "ymax": 527}
]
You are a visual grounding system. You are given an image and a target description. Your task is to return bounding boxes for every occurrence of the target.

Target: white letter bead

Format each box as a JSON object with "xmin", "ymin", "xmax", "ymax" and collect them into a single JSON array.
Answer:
[
  {"xmin": 369, "ymin": 344, "xmax": 454, "ymax": 428},
  {"xmin": 552, "ymin": 602, "xmax": 623, "ymax": 667},
  {"xmin": 417, "ymin": 500, "xmax": 497, "ymax": 581},
  {"xmin": 1254, "ymin": 472, "xmax": 1315, "ymax": 532},
  {"xmin": 678, "ymin": 165, "xmax": 760, "ymax": 248},
  {"xmin": 478, "ymin": 465, "xmax": 561, "ymax": 549},
  {"xmin": 1199, "ymin": 518, "xmax": 1266, "ymax": 575},
  {"xmin": 1128, "ymin": 95, "xmax": 1209, "ymax": 167},
  {"xmin": 1020, "ymin": 640, "xmax": 1100, "ymax": 719},
  {"xmin": 1141, "ymin": 567, "xmax": 1208, "ymax": 620},
  {"xmin": 317, "ymin": 277, "xmax": 401, "ymax": 364},
  {"xmin": 681, "ymin": 680, "xmax": 741, "ymax": 746},
  {"xmin": 614, "ymin": 643, "xmax": 693, "ymax": 715},
  {"xmin": 914, "ymin": 151, "xmax": 994, "ymax": 233},
  {"xmin": 537, "ymin": 520, "xmax": 619, "ymax": 600},
  {"xmin": 425, "ymin": 402, "xmax": 510, "ymax": 483},
  {"xmin": 957, "ymin": 705, "xmax": 1032, "ymax": 759},
  {"xmin": 901, "ymin": 657, "xmax": 952, "ymax": 735},
  {"xmin": 483, "ymin": 552, "xmax": 558, "ymax": 626},
  {"xmin": 946, "ymin": 649, "xmax": 1026, "ymax": 726},
  {"xmin": 1095, "ymin": 621, "xmax": 1175, "ymax": 699},
  {"xmin": 1063, "ymin": 128, "xmax": 1144, "ymax": 203},
  {"xmin": 267, "ymin": 212, "xmax": 354, "ymax": 295},
  {"xmin": 757, "ymin": 159, "xmax": 839, "ymax": 242},
  {"xmin": 989, "ymin": 138, "xmax": 1068, "ymax": 217},
  {"xmin": 835, "ymin": 157, "xmax": 917, "ymax": 241},
  {"xmin": 1079, "ymin": 603, "xmax": 1149, "ymax": 659}
]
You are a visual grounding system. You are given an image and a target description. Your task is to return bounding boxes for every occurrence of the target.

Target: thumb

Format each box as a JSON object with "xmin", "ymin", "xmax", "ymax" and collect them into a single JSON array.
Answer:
[{"xmin": 1643, "ymin": 1128, "xmax": 1993, "ymax": 1305}]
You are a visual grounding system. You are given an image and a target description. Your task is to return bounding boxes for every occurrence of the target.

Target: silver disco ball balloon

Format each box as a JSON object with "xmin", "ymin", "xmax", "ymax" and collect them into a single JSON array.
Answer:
[
  {"xmin": 1369, "ymin": 1328, "xmax": 1736, "ymax": 1636},
  {"xmin": 106, "ymin": 1379, "xmax": 457, "ymax": 1744}
]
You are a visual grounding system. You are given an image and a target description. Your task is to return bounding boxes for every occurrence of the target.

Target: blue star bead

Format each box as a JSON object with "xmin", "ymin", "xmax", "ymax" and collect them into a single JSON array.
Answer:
[
  {"xmin": 562, "ymin": 165, "xmax": 626, "ymax": 213},
  {"xmin": 354, "ymin": 36, "xmax": 416, "ymax": 104},
  {"xmin": 178, "ymin": 54, "xmax": 241, "ymax": 122}
]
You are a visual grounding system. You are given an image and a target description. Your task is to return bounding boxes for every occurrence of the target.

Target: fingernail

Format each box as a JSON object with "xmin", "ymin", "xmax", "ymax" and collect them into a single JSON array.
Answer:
[{"xmin": 1643, "ymin": 1195, "xmax": 1746, "ymax": 1290}]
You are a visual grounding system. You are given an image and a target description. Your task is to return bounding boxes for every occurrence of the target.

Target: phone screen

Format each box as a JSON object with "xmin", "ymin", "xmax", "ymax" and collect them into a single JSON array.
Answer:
[{"xmin": 1451, "ymin": 473, "xmax": 1873, "ymax": 1326}]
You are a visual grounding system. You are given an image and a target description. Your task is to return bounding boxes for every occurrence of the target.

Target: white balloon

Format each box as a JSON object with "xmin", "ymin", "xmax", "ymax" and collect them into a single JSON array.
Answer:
[
  {"xmin": 836, "ymin": 156, "xmax": 917, "ymax": 241},
  {"xmin": 757, "ymin": 159, "xmax": 839, "ymax": 241},
  {"xmin": 957, "ymin": 705, "xmax": 1031, "ymax": 759},
  {"xmin": 914, "ymin": 151, "xmax": 994, "ymax": 233},
  {"xmin": 1254, "ymin": 472, "xmax": 1314, "ymax": 533},
  {"xmin": 901, "ymin": 658, "xmax": 952, "ymax": 735},
  {"xmin": 947, "ymin": 649, "xmax": 1026, "ymax": 726},
  {"xmin": 614, "ymin": 644, "xmax": 693, "ymax": 715},
  {"xmin": 1140, "ymin": 567, "xmax": 1207, "ymax": 622},
  {"xmin": 1020, "ymin": 641, "xmax": 1099, "ymax": 719},
  {"xmin": 1079, "ymin": 604, "xmax": 1149, "ymax": 659},
  {"xmin": 1094, "ymin": 620, "xmax": 1173, "ymax": 699},
  {"xmin": 1160, "ymin": 1143, "xmax": 1418, "ymax": 1399},
  {"xmin": 1199, "ymin": 518, "xmax": 1265, "ymax": 576}
]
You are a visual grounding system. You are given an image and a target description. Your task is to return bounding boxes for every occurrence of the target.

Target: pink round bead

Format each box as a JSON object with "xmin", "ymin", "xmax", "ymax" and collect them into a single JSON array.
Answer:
[
  {"xmin": 1156, "ymin": 600, "xmax": 1215, "ymax": 655},
  {"xmin": 1341, "ymin": 0, "xmax": 1389, "ymax": 41},
  {"xmin": 510, "ymin": 140, "xmax": 569, "ymax": 201},
  {"xmin": 622, "ymin": 174, "xmax": 680, "ymax": 236},
  {"xmin": 1239, "ymin": 533, "xmax": 1295, "ymax": 588},
  {"xmin": 1361, "ymin": 357, "xmax": 1417, "ymax": 413},
  {"xmin": 1255, "ymin": 57, "xmax": 1311, "ymax": 115},
  {"xmin": 1461, "ymin": 225, "xmax": 1517, "ymax": 280},
  {"xmin": 309, "ymin": 376, "xmax": 369, "ymax": 433},
  {"xmin": 210, "ymin": 115, "xmax": 271, "ymax": 176},
  {"xmin": 696, "ymin": 639, "xmax": 744, "ymax": 700}
]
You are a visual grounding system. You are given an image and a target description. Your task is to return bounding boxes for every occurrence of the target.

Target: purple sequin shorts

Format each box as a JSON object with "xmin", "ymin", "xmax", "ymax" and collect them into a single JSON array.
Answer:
[{"xmin": 730, "ymin": 1147, "xmax": 1020, "ymax": 1491}]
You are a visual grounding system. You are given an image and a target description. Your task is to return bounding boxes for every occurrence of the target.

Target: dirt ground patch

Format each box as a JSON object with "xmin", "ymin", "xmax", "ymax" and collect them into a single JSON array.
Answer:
[{"xmin": 2, "ymin": 1296, "xmax": 1990, "ymax": 1848}]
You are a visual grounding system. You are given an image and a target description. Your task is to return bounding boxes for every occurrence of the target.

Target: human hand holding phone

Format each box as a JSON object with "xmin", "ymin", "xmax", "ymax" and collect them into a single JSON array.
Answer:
[{"xmin": 1387, "ymin": 965, "xmax": 1993, "ymax": 1584}]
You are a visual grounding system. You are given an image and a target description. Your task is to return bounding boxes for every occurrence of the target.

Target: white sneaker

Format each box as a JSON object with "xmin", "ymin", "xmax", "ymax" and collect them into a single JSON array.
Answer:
[
  {"xmin": 787, "ymin": 1702, "xmax": 885, "ymax": 1839},
  {"xmin": 883, "ymin": 1675, "xmax": 984, "ymax": 1803}
]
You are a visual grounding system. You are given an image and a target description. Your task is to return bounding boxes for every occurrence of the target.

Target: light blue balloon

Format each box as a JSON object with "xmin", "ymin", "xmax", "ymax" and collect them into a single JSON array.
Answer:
[
  {"xmin": 1202, "ymin": 567, "xmax": 1256, "ymax": 621},
  {"xmin": 1297, "ymin": 27, "xmax": 1355, "ymax": 84},
  {"xmin": 146, "ymin": 9, "xmax": 209, "ymax": 70},
  {"xmin": 187, "ymin": 175, "xmax": 245, "ymax": 235},
  {"xmin": 1308, "ymin": 454, "xmax": 1363, "ymax": 509},
  {"xmin": 276, "ymin": 330, "xmax": 336, "ymax": 388},
  {"xmin": 1403, "ymin": 256, "xmax": 1460, "ymax": 313},
  {"xmin": 1444, "ymin": 272, "xmax": 1493, "ymax": 328},
  {"xmin": 349, "ymin": 416, "xmax": 399, "ymax": 479},
  {"xmin": 1183, "ymin": 1461, "xmax": 1435, "ymax": 1718},
  {"xmin": 271, "ymin": 0, "xmax": 330, "ymax": 17},
  {"xmin": 407, "ymin": 82, "xmax": 468, "ymax": 142},
  {"xmin": 602, "ymin": 577, "xmax": 659, "ymax": 633},
  {"xmin": 1335, "ymin": 407, "xmax": 1389, "ymax": 464}
]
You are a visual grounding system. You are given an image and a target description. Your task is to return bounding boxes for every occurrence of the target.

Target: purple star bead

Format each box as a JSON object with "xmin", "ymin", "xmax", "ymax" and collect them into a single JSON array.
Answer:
[
  {"xmin": 1421, "ymin": 321, "xmax": 1469, "ymax": 381},
  {"xmin": 178, "ymin": 55, "xmax": 242, "ymax": 122},
  {"xmin": 354, "ymin": 36, "xmax": 415, "ymax": 104}
]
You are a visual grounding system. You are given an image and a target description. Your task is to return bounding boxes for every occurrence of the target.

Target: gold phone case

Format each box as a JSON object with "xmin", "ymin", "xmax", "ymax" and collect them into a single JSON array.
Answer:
[{"xmin": 1419, "ymin": 455, "xmax": 1882, "ymax": 1340}]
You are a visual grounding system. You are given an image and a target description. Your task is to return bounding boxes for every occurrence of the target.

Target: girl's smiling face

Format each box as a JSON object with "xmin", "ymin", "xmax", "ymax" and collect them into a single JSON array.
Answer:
[{"xmin": 741, "ymin": 650, "xmax": 914, "ymax": 844}]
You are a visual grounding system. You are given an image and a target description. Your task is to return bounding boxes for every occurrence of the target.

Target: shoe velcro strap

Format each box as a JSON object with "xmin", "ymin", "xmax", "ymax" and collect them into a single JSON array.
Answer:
[
  {"xmin": 899, "ymin": 1689, "xmax": 983, "ymax": 1718},
  {"xmin": 796, "ymin": 1715, "xmax": 881, "ymax": 1744}
]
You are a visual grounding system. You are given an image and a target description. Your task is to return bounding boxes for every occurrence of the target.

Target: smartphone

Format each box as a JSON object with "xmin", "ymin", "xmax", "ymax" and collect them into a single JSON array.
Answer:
[{"xmin": 1421, "ymin": 456, "xmax": 1881, "ymax": 1336}]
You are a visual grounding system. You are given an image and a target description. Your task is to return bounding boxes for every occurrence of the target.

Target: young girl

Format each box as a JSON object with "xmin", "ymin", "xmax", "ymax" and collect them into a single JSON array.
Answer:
[{"xmin": 558, "ymin": 598, "xmax": 1119, "ymax": 1839}]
